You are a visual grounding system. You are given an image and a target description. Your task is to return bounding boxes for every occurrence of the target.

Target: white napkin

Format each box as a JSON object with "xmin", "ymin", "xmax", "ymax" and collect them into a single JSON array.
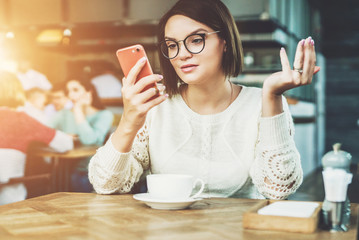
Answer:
[
  {"xmin": 322, "ymin": 168, "xmax": 352, "ymax": 202},
  {"xmin": 257, "ymin": 201, "xmax": 320, "ymax": 218}
]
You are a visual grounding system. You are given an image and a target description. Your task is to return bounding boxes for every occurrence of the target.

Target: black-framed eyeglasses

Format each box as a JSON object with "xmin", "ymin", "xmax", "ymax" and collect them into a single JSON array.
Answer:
[{"xmin": 160, "ymin": 31, "xmax": 220, "ymax": 59}]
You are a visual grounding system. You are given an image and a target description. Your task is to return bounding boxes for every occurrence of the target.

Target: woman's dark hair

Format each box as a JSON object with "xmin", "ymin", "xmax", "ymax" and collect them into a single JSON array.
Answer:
[
  {"xmin": 66, "ymin": 77, "xmax": 105, "ymax": 110},
  {"xmin": 157, "ymin": 0, "xmax": 243, "ymax": 97}
]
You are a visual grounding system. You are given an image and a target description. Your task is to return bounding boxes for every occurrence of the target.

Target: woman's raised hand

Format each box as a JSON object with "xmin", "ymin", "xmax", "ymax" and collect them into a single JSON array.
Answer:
[
  {"xmin": 74, "ymin": 92, "xmax": 92, "ymax": 108},
  {"xmin": 262, "ymin": 36, "xmax": 320, "ymax": 96},
  {"xmin": 121, "ymin": 57, "xmax": 168, "ymax": 132}
]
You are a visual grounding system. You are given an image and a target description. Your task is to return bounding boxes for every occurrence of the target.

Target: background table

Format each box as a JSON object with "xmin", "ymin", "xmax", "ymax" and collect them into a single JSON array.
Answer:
[
  {"xmin": 0, "ymin": 193, "xmax": 357, "ymax": 240},
  {"xmin": 32, "ymin": 145, "xmax": 98, "ymax": 192}
]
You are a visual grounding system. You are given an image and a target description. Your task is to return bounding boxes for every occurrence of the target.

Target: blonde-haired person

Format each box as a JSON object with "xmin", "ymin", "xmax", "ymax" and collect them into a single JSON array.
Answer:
[
  {"xmin": 0, "ymin": 71, "xmax": 73, "ymax": 205},
  {"xmin": 89, "ymin": 0, "xmax": 320, "ymax": 199},
  {"xmin": 17, "ymin": 87, "xmax": 49, "ymax": 125}
]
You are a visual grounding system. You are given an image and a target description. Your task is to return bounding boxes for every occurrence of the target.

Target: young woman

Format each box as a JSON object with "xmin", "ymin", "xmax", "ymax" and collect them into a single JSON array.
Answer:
[
  {"xmin": 50, "ymin": 78, "xmax": 113, "ymax": 146},
  {"xmin": 89, "ymin": 0, "xmax": 320, "ymax": 199},
  {"xmin": 50, "ymin": 78, "xmax": 113, "ymax": 192},
  {"xmin": 0, "ymin": 71, "xmax": 73, "ymax": 205}
]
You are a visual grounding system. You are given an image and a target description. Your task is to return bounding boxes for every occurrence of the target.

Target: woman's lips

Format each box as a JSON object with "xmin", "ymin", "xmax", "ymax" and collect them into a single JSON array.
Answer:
[{"xmin": 180, "ymin": 64, "xmax": 198, "ymax": 73}]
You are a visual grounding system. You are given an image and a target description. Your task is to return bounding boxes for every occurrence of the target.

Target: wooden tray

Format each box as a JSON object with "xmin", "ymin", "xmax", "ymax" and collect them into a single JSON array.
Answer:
[{"xmin": 242, "ymin": 200, "xmax": 321, "ymax": 233}]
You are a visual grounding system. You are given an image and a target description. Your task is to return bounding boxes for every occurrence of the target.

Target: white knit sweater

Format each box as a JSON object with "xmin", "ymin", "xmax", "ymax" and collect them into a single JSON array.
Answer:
[{"xmin": 88, "ymin": 86, "xmax": 303, "ymax": 199}]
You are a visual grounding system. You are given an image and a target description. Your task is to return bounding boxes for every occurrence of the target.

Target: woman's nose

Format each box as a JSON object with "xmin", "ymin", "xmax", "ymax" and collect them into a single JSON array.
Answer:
[{"xmin": 177, "ymin": 42, "xmax": 192, "ymax": 60}]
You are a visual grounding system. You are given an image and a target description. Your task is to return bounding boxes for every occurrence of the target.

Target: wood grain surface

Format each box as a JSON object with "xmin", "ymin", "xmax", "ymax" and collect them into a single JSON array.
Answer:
[{"xmin": 0, "ymin": 193, "xmax": 357, "ymax": 240}]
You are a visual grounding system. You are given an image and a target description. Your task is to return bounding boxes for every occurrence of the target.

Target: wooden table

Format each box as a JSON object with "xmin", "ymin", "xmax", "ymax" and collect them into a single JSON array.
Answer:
[
  {"xmin": 0, "ymin": 192, "xmax": 357, "ymax": 240},
  {"xmin": 32, "ymin": 145, "xmax": 98, "ymax": 192}
]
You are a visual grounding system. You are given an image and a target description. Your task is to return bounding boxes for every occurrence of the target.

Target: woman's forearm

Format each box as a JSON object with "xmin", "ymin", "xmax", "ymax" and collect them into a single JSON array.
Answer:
[
  {"xmin": 111, "ymin": 119, "xmax": 140, "ymax": 153},
  {"xmin": 73, "ymin": 106, "xmax": 87, "ymax": 124},
  {"xmin": 261, "ymin": 91, "xmax": 283, "ymax": 117}
]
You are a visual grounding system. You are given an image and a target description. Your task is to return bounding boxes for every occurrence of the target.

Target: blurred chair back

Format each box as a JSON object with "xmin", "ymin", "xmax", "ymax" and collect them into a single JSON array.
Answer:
[
  {"xmin": 0, "ymin": 150, "xmax": 51, "ymax": 205},
  {"xmin": 0, "ymin": 150, "xmax": 27, "ymax": 205}
]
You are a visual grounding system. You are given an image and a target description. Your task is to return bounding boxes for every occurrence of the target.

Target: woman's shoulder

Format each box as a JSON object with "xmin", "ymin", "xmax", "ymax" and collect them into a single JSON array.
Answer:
[
  {"xmin": 231, "ymin": 85, "xmax": 263, "ymax": 108},
  {"xmin": 240, "ymin": 85, "xmax": 262, "ymax": 98},
  {"xmin": 15, "ymin": 110, "xmax": 54, "ymax": 130}
]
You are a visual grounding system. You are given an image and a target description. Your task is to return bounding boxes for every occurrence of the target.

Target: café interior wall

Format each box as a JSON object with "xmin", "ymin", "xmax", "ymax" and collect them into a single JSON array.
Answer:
[
  {"xmin": 325, "ymin": 56, "xmax": 359, "ymax": 164},
  {"xmin": 0, "ymin": 0, "xmax": 326, "ymax": 177},
  {"xmin": 32, "ymin": 48, "xmax": 160, "ymax": 86}
]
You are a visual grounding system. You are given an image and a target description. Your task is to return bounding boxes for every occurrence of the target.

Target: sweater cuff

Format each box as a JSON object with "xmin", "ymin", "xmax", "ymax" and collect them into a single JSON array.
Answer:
[
  {"xmin": 97, "ymin": 134, "xmax": 131, "ymax": 173},
  {"xmin": 259, "ymin": 112, "xmax": 291, "ymax": 147}
]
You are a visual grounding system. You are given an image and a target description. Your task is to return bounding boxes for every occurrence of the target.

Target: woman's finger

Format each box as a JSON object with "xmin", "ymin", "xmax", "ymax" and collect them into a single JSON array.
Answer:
[
  {"xmin": 122, "ymin": 77, "xmax": 130, "ymax": 87},
  {"xmin": 142, "ymin": 93, "xmax": 168, "ymax": 113},
  {"xmin": 307, "ymin": 41, "xmax": 317, "ymax": 84},
  {"xmin": 280, "ymin": 47, "xmax": 291, "ymax": 75},
  {"xmin": 302, "ymin": 37, "xmax": 314, "ymax": 83},
  {"xmin": 136, "ymin": 86, "xmax": 164, "ymax": 105},
  {"xmin": 292, "ymin": 39, "xmax": 305, "ymax": 81},
  {"xmin": 133, "ymin": 74, "xmax": 163, "ymax": 94},
  {"xmin": 313, "ymin": 66, "xmax": 320, "ymax": 75},
  {"xmin": 126, "ymin": 57, "xmax": 147, "ymax": 86}
]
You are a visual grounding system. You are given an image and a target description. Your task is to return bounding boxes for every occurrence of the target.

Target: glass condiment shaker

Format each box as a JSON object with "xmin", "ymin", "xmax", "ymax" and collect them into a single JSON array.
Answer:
[
  {"xmin": 322, "ymin": 143, "xmax": 352, "ymax": 171},
  {"xmin": 321, "ymin": 143, "xmax": 352, "ymax": 232}
]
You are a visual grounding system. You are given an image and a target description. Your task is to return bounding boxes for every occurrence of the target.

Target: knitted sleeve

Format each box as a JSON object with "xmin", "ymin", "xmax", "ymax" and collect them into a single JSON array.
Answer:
[
  {"xmin": 250, "ymin": 98, "xmax": 303, "ymax": 200},
  {"xmin": 88, "ymin": 123, "xmax": 150, "ymax": 194}
]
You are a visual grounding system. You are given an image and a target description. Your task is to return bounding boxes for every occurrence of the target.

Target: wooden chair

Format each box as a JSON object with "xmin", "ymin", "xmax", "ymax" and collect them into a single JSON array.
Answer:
[
  {"xmin": 22, "ymin": 153, "xmax": 53, "ymax": 198},
  {"xmin": 0, "ymin": 173, "xmax": 51, "ymax": 188}
]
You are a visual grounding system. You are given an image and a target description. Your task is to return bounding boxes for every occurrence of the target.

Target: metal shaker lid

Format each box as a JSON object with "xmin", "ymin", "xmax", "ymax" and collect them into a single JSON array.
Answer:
[{"xmin": 322, "ymin": 143, "xmax": 352, "ymax": 171}]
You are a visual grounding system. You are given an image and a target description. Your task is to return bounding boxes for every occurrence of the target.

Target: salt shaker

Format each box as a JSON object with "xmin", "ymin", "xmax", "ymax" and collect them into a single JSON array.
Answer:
[
  {"xmin": 321, "ymin": 143, "xmax": 352, "ymax": 232},
  {"xmin": 322, "ymin": 143, "xmax": 352, "ymax": 171}
]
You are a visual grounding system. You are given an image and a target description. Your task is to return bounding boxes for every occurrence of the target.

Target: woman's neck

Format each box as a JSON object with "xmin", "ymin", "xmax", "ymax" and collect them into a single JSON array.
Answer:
[{"xmin": 182, "ymin": 77, "xmax": 236, "ymax": 115}]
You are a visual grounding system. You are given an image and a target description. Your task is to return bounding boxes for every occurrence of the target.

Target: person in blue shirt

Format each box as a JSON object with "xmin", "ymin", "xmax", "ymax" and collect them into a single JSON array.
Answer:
[{"xmin": 50, "ymin": 77, "xmax": 114, "ymax": 192}]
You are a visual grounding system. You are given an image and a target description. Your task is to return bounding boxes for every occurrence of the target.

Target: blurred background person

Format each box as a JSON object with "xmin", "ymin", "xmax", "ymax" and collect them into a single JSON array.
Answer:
[
  {"xmin": 0, "ymin": 71, "xmax": 73, "ymax": 205},
  {"xmin": 16, "ymin": 58, "xmax": 52, "ymax": 91},
  {"xmin": 18, "ymin": 87, "xmax": 49, "ymax": 125},
  {"xmin": 49, "ymin": 77, "xmax": 113, "ymax": 192},
  {"xmin": 44, "ymin": 82, "xmax": 73, "ymax": 122}
]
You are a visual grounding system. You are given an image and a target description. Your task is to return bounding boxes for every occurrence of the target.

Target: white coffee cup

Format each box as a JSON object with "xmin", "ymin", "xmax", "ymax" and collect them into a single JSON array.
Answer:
[{"xmin": 146, "ymin": 174, "xmax": 205, "ymax": 200}]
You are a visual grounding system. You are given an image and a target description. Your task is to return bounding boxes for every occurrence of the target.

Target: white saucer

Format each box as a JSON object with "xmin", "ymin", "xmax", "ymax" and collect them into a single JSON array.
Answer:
[{"xmin": 133, "ymin": 193, "xmax": 202, "ymax": 210}]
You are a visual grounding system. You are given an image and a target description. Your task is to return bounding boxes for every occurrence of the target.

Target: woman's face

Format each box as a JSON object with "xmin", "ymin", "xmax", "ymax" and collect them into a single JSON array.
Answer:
[
  {"xmin": 30, "ymin": 92, "xmax": 47, "ymax": 110},
  {"xmin": 164, "ymin": 15, "xmax": 226, "ymax": 85},
  {"xmin": 66, "ymin": 80, "xmax": 87, "ymax": 103}
]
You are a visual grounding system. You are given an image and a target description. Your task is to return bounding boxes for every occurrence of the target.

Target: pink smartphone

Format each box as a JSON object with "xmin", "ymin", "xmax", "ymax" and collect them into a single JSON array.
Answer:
[{"xmin": 116, "ymin": 45, "xmax": 156, "ymax": 92}]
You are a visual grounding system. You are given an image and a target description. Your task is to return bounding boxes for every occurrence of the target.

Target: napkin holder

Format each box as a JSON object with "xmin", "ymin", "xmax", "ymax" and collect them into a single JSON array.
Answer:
[{"xmin": 243, "ymin": 200, "xmax": 321, "ymax": 233}]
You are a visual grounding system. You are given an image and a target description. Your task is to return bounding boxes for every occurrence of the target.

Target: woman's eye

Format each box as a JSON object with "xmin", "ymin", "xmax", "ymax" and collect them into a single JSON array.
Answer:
[
  {"xmin": 167, "ymin": 43, "xmax": 177, "ymax": 49},
  {"xmin": 191, "ymin": 38, "xmax": 203, "ymax": 44}
]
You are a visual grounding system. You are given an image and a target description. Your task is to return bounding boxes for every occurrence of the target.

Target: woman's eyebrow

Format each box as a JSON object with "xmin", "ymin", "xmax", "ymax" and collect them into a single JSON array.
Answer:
[{"xmin": 164, "ymin": 28, "xmax": 208, "ymax": 40}]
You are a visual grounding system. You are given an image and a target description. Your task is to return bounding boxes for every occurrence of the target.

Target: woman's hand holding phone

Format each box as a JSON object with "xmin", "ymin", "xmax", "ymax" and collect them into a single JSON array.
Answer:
[
  {"xmin": 121, "ymin": 57, "xmax": 167, "ymax": 130},
  {"xmin": 113, "ymin": 56, "xmax": 168, "ymax": 152}
]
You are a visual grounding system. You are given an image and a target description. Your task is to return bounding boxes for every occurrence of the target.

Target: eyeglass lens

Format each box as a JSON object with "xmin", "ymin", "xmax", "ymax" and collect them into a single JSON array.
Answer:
[{"xmin": 161, "ymin": 34, "xmax": 205, "ymax": 59}]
